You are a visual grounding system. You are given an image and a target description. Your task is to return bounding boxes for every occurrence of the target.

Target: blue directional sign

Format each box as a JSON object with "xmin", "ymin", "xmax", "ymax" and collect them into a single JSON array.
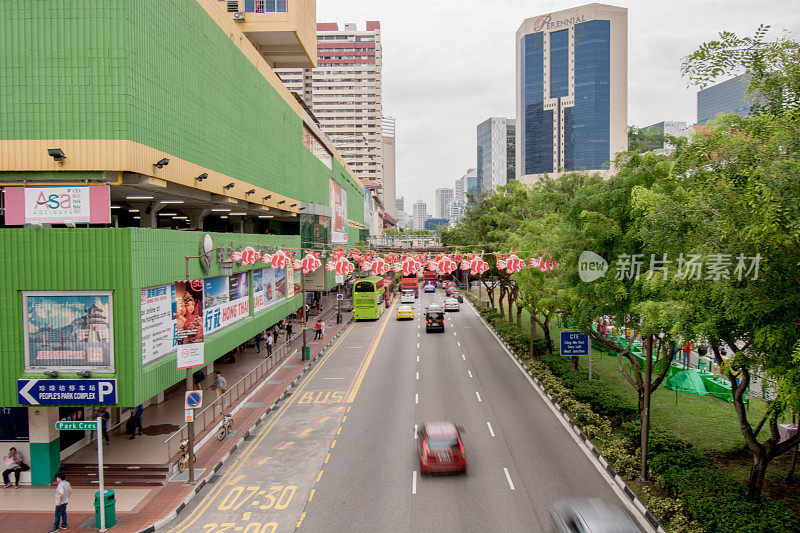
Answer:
[
  {"xmin": 560, "ymin": 332, "xmax": 590, "ymax": 356},
  {"xmin": 18, "ymin": 379, "xmax": 117, "ymax": 405}
]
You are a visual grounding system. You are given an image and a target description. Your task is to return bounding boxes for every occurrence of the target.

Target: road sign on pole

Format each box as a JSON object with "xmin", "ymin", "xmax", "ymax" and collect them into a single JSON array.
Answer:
[
  {"xmin": 560, "ymin": 331, "xmax": 590, "ymax": 356},
  {"xmin": 55, "ymin": 420, "xmax": 98, "ymax": 431},
  {"xmin": 18, "ymin": 379, "xmax": 117, "ymax": 405},
  {"xmin": 185, "ymin": 409, "xmax": 194, "ymax": 423},
  {"xmin": 185, "ymin": 390, "xmax": 203, "ymax": 409}
]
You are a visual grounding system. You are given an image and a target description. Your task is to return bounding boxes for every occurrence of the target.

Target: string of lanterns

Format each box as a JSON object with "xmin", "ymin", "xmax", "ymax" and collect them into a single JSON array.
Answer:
[{"xmin": 229, "ymin": 246, "xmax": 559, "ymax": 277}]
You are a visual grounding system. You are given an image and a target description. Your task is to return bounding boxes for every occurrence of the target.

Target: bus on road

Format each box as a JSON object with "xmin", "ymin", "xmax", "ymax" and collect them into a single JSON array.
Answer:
[{"xmin": 353, "ymin": 276, "xmax": 387, "ymax": 320}]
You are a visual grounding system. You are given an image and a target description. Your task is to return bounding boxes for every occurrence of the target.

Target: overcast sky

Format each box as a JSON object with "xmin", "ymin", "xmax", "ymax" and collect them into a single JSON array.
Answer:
[{"xmin": 317, "ymin": 0, "xmax": 800, "ymax": 210}]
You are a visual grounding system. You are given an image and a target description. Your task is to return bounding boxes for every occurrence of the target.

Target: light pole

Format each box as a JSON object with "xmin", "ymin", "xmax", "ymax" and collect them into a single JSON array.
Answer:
[{"xmin": 183, "ymin": 248, "xmax": 233, "ymax": 484}]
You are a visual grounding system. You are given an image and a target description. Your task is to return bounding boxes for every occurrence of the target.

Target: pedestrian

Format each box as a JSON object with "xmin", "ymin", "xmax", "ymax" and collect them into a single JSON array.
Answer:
[
  {"xmin": 265, "ymin": 333, "xmax": 273, "ymax": 357},
  {"xmin": 214, "ymin": 371, "xmax": 228, "ymax": 413},
  {"xmin": 321, "ymin": 320, "xmax": 326, "ymax": 337},
  {"xmin": 272, "ymin": 327, "xmax": 279, "ymax": 345},
  {"xmin": 49, "ymin": 472, "xmax": 70, "ymax": 532},
  {"xmin": 98, "ymin": 407, "xmax": 110, "ymax": 445},
  {"xmin": 255, "ymin": 332, "xmax": 263, "ymax": 353},
  {"xmin": 2, "ymin": 447, "xmax": 29, "ymax": 488},
  {"xmin": 314, "ymin": 320, "xmax": 322, "ymax": 340},
  {"xmin": 132, "ymin": 404, "xmax": 143, "ymax": 437},
  {"xmin": 286, "ymin": 322, "xmax": 293, "ymax": 341}
]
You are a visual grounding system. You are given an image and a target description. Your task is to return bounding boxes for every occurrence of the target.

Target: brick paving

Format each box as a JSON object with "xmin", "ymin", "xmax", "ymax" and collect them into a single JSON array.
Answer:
[{"xmin": 0, "ymin": 296, "xmax": 354, "ymax": 533}]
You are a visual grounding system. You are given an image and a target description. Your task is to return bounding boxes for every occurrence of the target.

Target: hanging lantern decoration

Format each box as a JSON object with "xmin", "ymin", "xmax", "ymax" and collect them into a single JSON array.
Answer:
[
  {"xmin": 270, "ymin": 249, "xmax": 290, "ymax": 269},
  {"xmin": 331, "ymin": 247, "xmax": 346, "ymax": 260},
  {"xmin": 495, "ymin": 256, "xmax": 508, "ymax": 271},
  {"xmin": 392, "ymin": 262, "xmax": 403, "ymax": 273},
  {"xmin": 325, "ymin": 261, "xmax": 336, "ymax": 271},
  {"xmin": 471, "ymin": 258, "xmax": 490, "ymax": 276},
  {"xmin": 460, "ymin": 259, "xmax": 473, "ymax": 271},
  {"xmin": 402, "ymin": 256, "xmax": 419, "ymax": 276},
  {"xmin": 335, "ymin": 257, "xmax": 350, "ymax": 276},
  {"xmin": 291, "ymin": 259, "xmax": 302, "ymax": 270},
  {"xmin": 301, "ymin": 252, "xmax": 322, "ymax": 273},
  {"xmin": 529, "ymin": 257, "xmax": 541, "ymax": 269},
  {"xmin": 505, "ymin": 254, "xmax": 526, "ymax": 273},
  {"xmin": 260, "ymin": 253, "xmax": 273, "ymax": 265},
  {"xmin": 230, "ymin": 246, "xmax": 261, "ymax": 265}
]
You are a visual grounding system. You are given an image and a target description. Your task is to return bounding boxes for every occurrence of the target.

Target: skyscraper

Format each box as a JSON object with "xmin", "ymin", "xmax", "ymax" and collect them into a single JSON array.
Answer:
[
  {"xmin": 412, "ymin": 200, "xmax": 428, "ymax": 230},
  {"xmin": 697, "ymin": 74, "xmax": 752, "ymax": 125},
  {"xmin": 516, "ymin": 4, "xmax": 627, "ymax": 178},
  {"xmin": 435, "ymin": 188, "xmax": 454, "ymax": 220},
  {"xmin": 276, "ymin": 22, "xmax": 386, "ymax": 195},
  {"xmin": 477, "ymin": 117, "xmax": 516, "ymax": 193}
]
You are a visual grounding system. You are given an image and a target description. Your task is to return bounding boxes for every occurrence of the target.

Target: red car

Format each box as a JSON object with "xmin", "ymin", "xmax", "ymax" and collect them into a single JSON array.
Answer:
[{"xmin": 417, "ymin": 421, "xmax": 467, "ymax": 475}]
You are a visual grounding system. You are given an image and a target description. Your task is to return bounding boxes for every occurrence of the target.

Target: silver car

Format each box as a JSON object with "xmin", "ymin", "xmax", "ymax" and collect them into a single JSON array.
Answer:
[
  {"xmin": 552, "ymin": 499, "xmax": 640, "ymax": 533},
  {"xmin": 443, "ymin": 298, "xmax": 460, "ymax": 312}
]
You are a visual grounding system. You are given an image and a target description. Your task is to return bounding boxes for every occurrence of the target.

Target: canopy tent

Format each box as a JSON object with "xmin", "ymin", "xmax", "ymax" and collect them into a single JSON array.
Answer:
[{"xmin": 665, "ymin": 368, "xmax": 709, "ymax": 397}]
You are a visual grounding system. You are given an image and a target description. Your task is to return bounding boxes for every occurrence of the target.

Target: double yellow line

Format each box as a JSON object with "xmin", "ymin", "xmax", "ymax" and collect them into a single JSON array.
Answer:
[
  {"xmin": 168, "ymin": 322, "xmax": 354, "ymax": 533},
  {"xmin": 347, "ymin": 298, "xmax": 397, "ymax": 403}
]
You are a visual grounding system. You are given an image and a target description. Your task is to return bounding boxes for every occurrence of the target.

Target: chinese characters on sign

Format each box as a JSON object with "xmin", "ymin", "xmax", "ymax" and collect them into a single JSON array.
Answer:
[{"xmin": 613, "ymin": 253, "xmax": 762, "ymax": 281}]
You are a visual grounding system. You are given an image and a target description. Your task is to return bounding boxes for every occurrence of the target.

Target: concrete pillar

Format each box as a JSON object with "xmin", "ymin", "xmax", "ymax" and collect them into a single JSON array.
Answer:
[
  {"xmin": 187, "ymin": 208, "xmax": 210, "ymax": 231},
  {"xmin": 152, "ymin": 391, "xmax": 165, "ymax": 404},
  {"xmin": 27, "ymin": 406, "xmax": 60, "ymax": 485}
]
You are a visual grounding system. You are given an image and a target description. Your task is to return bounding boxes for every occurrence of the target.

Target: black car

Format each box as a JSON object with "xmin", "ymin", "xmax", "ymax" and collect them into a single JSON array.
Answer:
[{"xmin": 425, "ymin": 305, "xmax": 445, "ymax": 332}]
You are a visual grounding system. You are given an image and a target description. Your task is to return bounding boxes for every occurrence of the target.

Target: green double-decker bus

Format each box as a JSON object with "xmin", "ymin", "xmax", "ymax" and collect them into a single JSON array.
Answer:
[{"xmin": 353, "ymin": 276, "xmax": 387, "ymax": 320}]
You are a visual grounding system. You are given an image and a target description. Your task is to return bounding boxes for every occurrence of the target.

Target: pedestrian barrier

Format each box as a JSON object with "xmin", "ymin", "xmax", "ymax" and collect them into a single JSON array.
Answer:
[{"xmin": 163, "ymin": 305, "xmax": 341, "ymax": 463}]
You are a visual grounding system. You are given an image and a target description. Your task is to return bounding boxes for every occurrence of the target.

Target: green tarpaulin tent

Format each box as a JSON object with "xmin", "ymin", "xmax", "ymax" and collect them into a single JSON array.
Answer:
[{"xmin": 665, "ymin": 368, "xmax": 709, "ymax": 396}]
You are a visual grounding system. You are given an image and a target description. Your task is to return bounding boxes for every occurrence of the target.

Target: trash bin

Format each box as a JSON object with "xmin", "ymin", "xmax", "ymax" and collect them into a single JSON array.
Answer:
[
  {"xmin": 94, "ymin": 489, "xmax": 116, "ymax": 528},
  {"xmin": 302, "ymin": 345, "xmax": 311, "ymax": 361}
]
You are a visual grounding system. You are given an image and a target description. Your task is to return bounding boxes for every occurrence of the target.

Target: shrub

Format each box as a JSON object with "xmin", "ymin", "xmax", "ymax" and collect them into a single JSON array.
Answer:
[
  {"xmin": 649, "ymin": 448, "xmax": 707, "ymax": 476},
  {"xmin": 530, "ymin": 337, "xmax": 547, "ymax": 358},
  {"xmin": 571, "ymin": 380, "xmax": 636, "ymax": 420}
]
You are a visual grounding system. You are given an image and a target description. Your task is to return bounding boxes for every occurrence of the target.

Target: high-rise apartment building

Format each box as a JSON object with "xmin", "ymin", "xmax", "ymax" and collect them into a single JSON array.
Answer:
[
  {"xmin": 412, "ymin": 200, "xmax": 428, "ymax": 230},
  {"xmin": 697, "ymin": 74, "xmax": 752, "ymax": 125},
  {"xmin": 477, "ymin": 117, "xmax": 516, "ymax": 193},
  {"xmin": 435, "ymin": 188, "xmax": 454, "ymax": 220},
  {"xmin": 516, "ymin": 4, "xmax": 627, "ymax": 178},
  {"xmin": 276, "ymin": 21, "xmax": 386, "ymax": 196},
  {"xmin": 381, "ymin": 116, "xmax": 396, "ymax": 217}
]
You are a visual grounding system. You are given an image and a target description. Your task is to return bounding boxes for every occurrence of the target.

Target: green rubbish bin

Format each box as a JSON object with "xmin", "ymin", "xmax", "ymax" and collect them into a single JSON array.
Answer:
[
  {"xmin": 302, "ymin": 345, "xmax": 311, "ymax": 361},
  {"xmin": 95, "ymin": 489, "xmax": 116, "ymax": 528}
]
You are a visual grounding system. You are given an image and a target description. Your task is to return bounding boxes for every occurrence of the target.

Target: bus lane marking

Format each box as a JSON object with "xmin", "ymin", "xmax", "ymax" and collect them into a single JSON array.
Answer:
[{"xmin": 166, "ymin": 323, "xmax": 354, "ymax": 533}]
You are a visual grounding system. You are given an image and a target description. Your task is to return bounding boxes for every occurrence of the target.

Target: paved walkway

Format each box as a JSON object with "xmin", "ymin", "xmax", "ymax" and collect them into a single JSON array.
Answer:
[{"xmin": 0, "ymin": 292, "xmax": 354, "ymax": 533}]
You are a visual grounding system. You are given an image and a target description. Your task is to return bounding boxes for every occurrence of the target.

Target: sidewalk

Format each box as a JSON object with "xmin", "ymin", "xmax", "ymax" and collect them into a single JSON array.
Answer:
[{"xmin": 0, "ymin": 292, "xmax": 354, "ymax": 533}]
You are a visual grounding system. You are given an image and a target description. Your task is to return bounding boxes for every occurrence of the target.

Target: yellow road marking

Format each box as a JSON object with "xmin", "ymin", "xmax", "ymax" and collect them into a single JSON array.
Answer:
[
  {"xmin": 315, "ymin": 416, "xmax": 330, "ymax": 424},
  {"xmin": 297, "ymin": 512, "xmax": 306, "ymax": 527},
  {"xmin": 341, "ymin": 415, "xmax": 347, "ymax": 423},
  {"xmin": 347, "ymin": 298, "xmax": 397, "ymax": 403},
  {"xmin": 225, "ymin": 474, "xmax": 246, "ymax": 486},
  {"xmin": 331, "ymin": 439, "xmax": 336, "ymax": 449},
  {"xmin": 316, "ymin": 470, "xmax": 324, "ymax": 483},
  {"xmin": 324, "ymin": 453, "xmax": 331, "ymax": 463},
  {"xmin": 166, "ymin": 323, "xmax": 354, "ymax": 533},
  {"xmin": 347, "ymin": 406, "xmax": 351, "ymax": 413},
  {"xmin": 255, "ymin": 457, "xmax": 271, "ymax": 466},
  {"xmin": 337, "ymin": 427, "xmax": 341, "ymax": 435},
  {"xmin": 308, "ymin": 488, "xmax": 315, "ymax": 501}
]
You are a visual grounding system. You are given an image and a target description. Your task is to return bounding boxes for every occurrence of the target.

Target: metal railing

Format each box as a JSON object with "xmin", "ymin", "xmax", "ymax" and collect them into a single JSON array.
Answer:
[{"xmin": 163, "ymin": 305, "xmax": 339, "ymax": 463}]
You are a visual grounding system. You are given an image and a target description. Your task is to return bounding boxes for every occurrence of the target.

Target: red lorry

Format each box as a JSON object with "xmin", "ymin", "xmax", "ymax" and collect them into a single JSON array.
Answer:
[{"xmin": 401, "ymin": 273, "xmax": 419, "ymax": 298}]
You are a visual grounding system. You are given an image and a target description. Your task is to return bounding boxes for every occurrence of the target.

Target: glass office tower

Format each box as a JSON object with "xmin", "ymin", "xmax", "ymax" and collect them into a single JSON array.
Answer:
[{"xmin": 516, "ymin": 4, "xmax": 627, "ymax": 179}]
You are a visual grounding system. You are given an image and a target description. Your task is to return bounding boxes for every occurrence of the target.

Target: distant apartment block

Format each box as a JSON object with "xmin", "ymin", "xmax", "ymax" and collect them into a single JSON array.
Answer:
[{"xmin": 477, "ymin": 117, "xmax": 516, "ymax": 193}]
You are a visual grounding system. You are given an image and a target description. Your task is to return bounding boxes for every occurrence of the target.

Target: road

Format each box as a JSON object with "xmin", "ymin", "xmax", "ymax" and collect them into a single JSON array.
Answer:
[{"xmin": 166, "ymin": 288, "xmax": 641, "ymax": 533}]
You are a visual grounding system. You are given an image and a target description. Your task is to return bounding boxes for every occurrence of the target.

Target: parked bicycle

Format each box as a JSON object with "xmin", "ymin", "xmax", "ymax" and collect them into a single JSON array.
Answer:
[
  {"xmin": 176, "ymin": 438, "xmax": 196, "ymax": 473},
  {"xmin": 217, "ymin": 413, "xmax": 235, "ymax": 440}
]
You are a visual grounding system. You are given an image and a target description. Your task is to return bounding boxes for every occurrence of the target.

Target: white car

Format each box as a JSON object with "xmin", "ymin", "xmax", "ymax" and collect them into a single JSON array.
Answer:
[
  {"xmin": 401, "ymin": 291, "xmax": 416, "ymax": 304},
  {"xmin": 443, "ymin": 298, "xmax": 460, "ymax": 312}
]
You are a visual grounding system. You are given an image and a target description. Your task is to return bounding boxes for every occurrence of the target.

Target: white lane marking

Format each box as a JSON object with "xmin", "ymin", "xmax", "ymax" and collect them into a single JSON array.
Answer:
[
  {"xmin": 457, "ymin": 341, "xmax": 461, "ymax": 347},
  {"xmin": 487, "ymin": 422, "xmax": 495, "ymax": 437},
  {"xmin": 412, "ymin": 470, "xmax": 417, "ymax": 494},
  {"xmin": 418, "ymin": 333, "xmax": 420, "ymax": 338},
  {"xmin": 461, "ymin": 354, "xmax": 466, "ymax": 360},
  {"xmin": 475, "ymin": 391, "xmax": 482, "ymax": 402},
  {"xmin": 504, "ymin": 467, "xmax": 515, "ymax": 490},
  {"xmin": 453, "ymin": 332, "xmax": 457, "ymax": 336},
  {"xmin": 468, "ymin": 370, "xmax": 472, "ymax": 378},
  {"xmin": 418, "ymin": 325, "xmax": 420, "ymax": 329},
  {"xmin": 417, "ymin": 342, "xmax": 420, "ymax": 349},
  {"xmin": 414, "ymin": 424, "xmax": 418, "ymax": 438},
  {"xmin": 416, "ymin": 355, "xmax": 419, "ymax": 362},
  {"xmin": 415, "ymin": 394, "xmax": 419, "ymax": 404},
  {"xmin": 416, "ymin": 372, "xmax": 419, "ymax": 380}
]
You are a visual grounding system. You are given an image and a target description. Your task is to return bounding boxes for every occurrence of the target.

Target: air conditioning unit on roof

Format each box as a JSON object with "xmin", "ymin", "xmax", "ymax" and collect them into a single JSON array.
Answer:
[{"xmin": 232, "ymin": 12, "xmax": 245, "ymax": 21}]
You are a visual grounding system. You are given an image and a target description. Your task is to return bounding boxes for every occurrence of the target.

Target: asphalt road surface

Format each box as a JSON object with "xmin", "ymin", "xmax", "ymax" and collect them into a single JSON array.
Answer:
[{"xmin": 166, "ymin": 288, "xmax": 643, "ymax": 533}]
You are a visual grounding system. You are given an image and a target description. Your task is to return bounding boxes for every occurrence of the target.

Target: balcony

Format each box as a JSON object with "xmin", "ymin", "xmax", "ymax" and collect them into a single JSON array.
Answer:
[{"xmin": 222, "ymin": 0, "xmax": 316, "ymax": 68}]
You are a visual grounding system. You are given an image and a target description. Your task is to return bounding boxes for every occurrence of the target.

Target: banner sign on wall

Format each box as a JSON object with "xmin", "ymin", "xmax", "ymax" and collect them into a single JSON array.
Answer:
[
  {"xmin": 23, "ymin": 292, "xmax": 114, "ymax": 371},
  {"xmin": 329, "ymin": 179, "xmax": 348, "ymax": 243},
  {"xmin": 4, "ymin": 186, "xmax": 111, "ymax": 225},
  {"xmin": 140, "ymin": 285, "xmax": 177, "ymax": 366},
  {"xmin": 176, "ymin": 280, "xmax": 204, "ymax": 368},
  {"xmin": 254, "ymin": 268, "xmax": 284, "ymax": 313},
  {"xmin": 303, "ymin": 268, "xmax": 326, "ymax": 291},
  {"xmin": 203, "ymin": 273, "xmax": 249, "ymax": 336}
]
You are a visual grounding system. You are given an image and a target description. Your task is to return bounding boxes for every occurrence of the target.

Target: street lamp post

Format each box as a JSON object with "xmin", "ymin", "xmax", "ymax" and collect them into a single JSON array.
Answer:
[{"xmin": 182, "ymin": 248, "xmax": 233, "ymax": 484}]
